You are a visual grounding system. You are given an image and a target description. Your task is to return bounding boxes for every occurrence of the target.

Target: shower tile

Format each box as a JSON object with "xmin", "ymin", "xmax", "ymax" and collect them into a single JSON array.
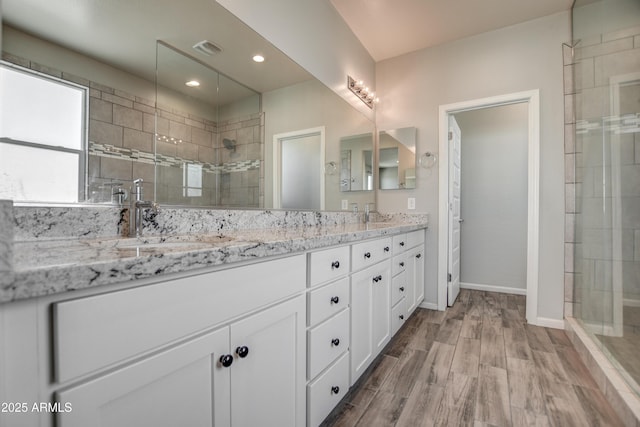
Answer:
[
  {"xmin": 113, "ymin": 104, "xmax": 143, "ymax": 130},
  {"xmin": 103, "ymin": 92, "xmax": 134, "ymax": 109},
  {"xmin": 90, "ymin": 120, "xmax": 123, "ymax": 147},
  {"xmin": 185, "ymin": 118, "xmax": 206, "ymax": 130},
  {"xmin": 132, "ymin": 162, "xmax": 155, "ymax": 183},
  {"xmin": 198, "ymin": 146, "xmax": 215, "ymax": 164},
  {"xmin": 594, "ymin": 49, "xmax": 640, "ymax": 87},
  {"xmin": 247, "ymin": 142, "xmax": 262, "ymax": 160},
  {"xmin": 622, "ymin": 165, "xmax": 640, "ymax": 196},
  {"xmin": 90, "ymin": 97, "xmax": 113, "ymax": 122},
  {"xmin": 169, "ymin": 121, "xmax": 191, "ymax": 142},
  {"xmin": 574, "ymin": 57, "xmax": 595, "ymax": 90},
  {"xmin": 156, "ymin": 140, "xmax": 177, "ymax": 157},
  {"xmin": 622, "ymin": 197, "xmax": 640, "ymax": 229},
  {"xmin": 565, "ymin": 154, "xmax": 576, "ymax": 184},
  {"xmin": 603, "ymin": 25, "xmax": 640, "ymax": 43},
  {"xmin": 177, "ymin": 142, "xmax": 198, "ymax": 161},
  {"xmin": 576, "ymin": 37, "xmax": 633, "ymax": 61},
  {"xmin": 565, "ymin": 124, "xmax": 575, "ymax": 154},
  {"xmin": 133, "ymin": 101, "xmax": 155, "ymax": 115},
  {"xmin": 100, "ymin": 157, "xmax": 133, "ymax": 181},
  {"xmin": 123, "ymin": 128, "xmax": 153, "ymax": 153},
  {"xmin": 565, "ymin": 214, "xmax": 576, "ymax": 243},
  {"xmin": 158, "ymin": 109, "xmax": 185, "ymax": 124},
  {"xmin": 564, "ymin": 94, "xmax": 575, "ymax": 124},
  {"xmin": 192, "ymin": 128, "xmax": 213, "ymax": 147}
]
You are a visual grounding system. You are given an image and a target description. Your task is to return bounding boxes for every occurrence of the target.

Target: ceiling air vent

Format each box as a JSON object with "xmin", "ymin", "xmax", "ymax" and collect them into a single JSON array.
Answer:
[{"xmin": 192, "ymin": 40, "xmax": 223, "ymax": 56}]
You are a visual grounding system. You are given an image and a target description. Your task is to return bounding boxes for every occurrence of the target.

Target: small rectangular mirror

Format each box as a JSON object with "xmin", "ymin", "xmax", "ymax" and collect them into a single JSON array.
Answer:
[
  {"xmin": 378, "ymin": 127, "xmax": 416, "ymax": 190},
  {"xmin": 339, "ymin": 133, "xmax": 374, "ymax": 192}
]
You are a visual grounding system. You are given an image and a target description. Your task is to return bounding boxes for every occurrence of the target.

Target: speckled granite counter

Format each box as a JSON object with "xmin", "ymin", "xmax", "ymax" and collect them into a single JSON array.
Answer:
[{"xmin": 2, "ymin": 206, "xmax": 428, "ymax": 304}]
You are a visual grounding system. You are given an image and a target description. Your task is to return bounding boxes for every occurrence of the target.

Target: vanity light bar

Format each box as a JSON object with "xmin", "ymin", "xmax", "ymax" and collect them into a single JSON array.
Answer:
[{"xmin": 348, "ymin": 75, "xmax": 378, "ymax": 109}]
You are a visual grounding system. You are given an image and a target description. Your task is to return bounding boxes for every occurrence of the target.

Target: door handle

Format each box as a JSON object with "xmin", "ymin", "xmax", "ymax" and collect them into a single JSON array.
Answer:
[{"xmin": 458, "ymin": 219, "xmax": 464, "ymax": 223}]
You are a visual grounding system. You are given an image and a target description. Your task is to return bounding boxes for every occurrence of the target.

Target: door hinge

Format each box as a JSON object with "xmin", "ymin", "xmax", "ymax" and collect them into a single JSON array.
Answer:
[
  {"xmin": 448, "ymin": 131, "xmax": 453, "ymax": 141},
  {"xmin": 448, "ymin": 273, "xmax": 452, "ymax": 282}
]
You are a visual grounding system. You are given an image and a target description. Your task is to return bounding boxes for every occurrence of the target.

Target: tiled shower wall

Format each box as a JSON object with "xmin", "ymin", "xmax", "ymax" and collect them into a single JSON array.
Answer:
[
  {"xmin": 2, "ymin": 53, "xmax": 264, "ymax": 208},
  {"xmin": 564, "ymin": 25, "xmax": 640, "ymax": 320}
]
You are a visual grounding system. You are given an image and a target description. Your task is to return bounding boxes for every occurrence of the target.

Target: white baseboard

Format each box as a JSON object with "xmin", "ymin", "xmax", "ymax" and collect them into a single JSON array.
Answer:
[
  {"xmin": 624, "ymin": 298, "xmax": 640, "ymax": 307},
  {"xmin": 419, "ymin": 301, "xmax": 439, "ymax": 311},
  {"xmin": 460, "ymin": 282, "xmax": 527, "ymax": 296},
  {"xmin": 535, "ymin": 317, "xmax": 565, "ymax": 330}
]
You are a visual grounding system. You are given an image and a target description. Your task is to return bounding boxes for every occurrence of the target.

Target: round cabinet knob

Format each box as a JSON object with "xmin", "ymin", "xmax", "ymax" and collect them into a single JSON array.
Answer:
[
  {"xmin": 384, "ymin": 246, "xmax": 390, "ymax": 252},
  {"xmin": 400, "ymin": 287, "xmax": 405, "ymax": 292},
  {"xmin": 236, "ymin": 346, "xmax": 249, "ymax": 358},
  {"xmin": 372, "ymin": 276, "xmax": 379, "ymax": 283},
  {"xmin": 399, "ymin": 315, "xmax": 405, "ymax": 320},
  {"xmin": 331, "ymin": 386, "xmax": 340, "ymax": 395},
  {"xmin": 331, "ymin": 338, "xmax": 340, "ymax": 346},
  {"xmin": 416, "ymin": 253, "xmax": 422, "ymax": 259},
  {"xmin": 400, "ymin": 242, "xmax": 405, "ymax": 247},
  {"xmin": 399, "ymin": 262, "xmax": 405, "ymax": 267},
  {"xmin": 364, "ymin": 252, "xmax": 371, "ymax": 259},
  {"xmin": 219, "ymin": 354, "xmax": 234, "ymax": 368},
  {"xmin": 331, "ymin": 260, "xmax": 340, "ymax": 269},
  {"xmin": 330, "ymin": 296, "xmax": 340, "ymax": 304},
  {"xmin": 377, "ymin": 275, "xmax": 383, "ymax": 281}
]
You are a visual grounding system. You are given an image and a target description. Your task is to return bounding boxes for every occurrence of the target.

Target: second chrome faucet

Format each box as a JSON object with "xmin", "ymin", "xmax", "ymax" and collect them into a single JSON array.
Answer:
[{"xmin": 130, "ymin": 178, "xmax": 158, "ymax": 238}]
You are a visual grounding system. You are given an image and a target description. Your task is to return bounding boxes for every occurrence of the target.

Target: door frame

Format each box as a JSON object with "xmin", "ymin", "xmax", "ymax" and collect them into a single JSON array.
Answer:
[
  {"xmin": 437, "ymin": 90, "xmax": 540, "ymax": 326},
  {"xmin": 272, "ymin": 126, "xmax": 325, "ymax": 210}
]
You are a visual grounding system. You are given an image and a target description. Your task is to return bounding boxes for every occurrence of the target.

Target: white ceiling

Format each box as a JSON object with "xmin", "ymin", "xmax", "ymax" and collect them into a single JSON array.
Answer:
[{"xmin": 330, "ymin": 0, "xmax": 575, "ymax": 61}]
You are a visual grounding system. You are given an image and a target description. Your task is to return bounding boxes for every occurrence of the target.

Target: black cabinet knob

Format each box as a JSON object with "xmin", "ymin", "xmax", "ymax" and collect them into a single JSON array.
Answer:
[
  {"xmin": 330, "ymin": 296, "xmax": 340, "ymax": 304},
  {"xmin": 219, "ymin": 354, "xmax": 234, "ymax": 367},
  {"xmin": 364, "ymin": 252, "xmax": 371, "ymax": 259},
  {"xmin": 373, "ymin": 275, "xmax": 383, "ymax": 283},
  {"xmin": 331, "ymin": 260, "xmax": 340, "ymax": 269},
  {"xmin": 236, "ymin": 346, "xmax": 249, "ymax": 358},
  {"xmin": 400, "ymin": 287, "xmax": 405, "ymax": 292},
  {"xmin": 400, "ymin": 242, "xmax": 405, "ymax": 247},
  {"xmin": 399, "ymin": 262, "xmax": 405, "ymax": 267},
  {"xmin": 384, "ymin": 246, "xmax": 390, "ymax": 252},
  {"xmin": 399, "ymin": 315, "xmax": 405, "ymax": 320},
  {"xmin": 331, "ymin": 386, "xmax": 340, "ymax": 395},
  {"xmin": 416, "ymin": 253, "xmax": 422, "ymax": 259},
  {"xmin": 331, "ymin": 338, "xmax": 340, "ymax": 346}
]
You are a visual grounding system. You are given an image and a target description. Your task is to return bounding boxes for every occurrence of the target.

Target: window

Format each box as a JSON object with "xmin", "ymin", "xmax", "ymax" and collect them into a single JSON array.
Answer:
[
  {"xmin": 0, "ymin": 61, "xmax": 87, "ymax": 203},
  {"xmin": 183, "ymin": 163, "xmax": 203, "ymax": 197}
]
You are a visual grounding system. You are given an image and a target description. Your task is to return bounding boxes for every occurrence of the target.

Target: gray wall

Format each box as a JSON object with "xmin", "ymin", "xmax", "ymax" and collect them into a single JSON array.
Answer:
[
  {"xmin": 376, "ymin": 11, "xmax": 570, "ymax": 321},
  {"xmin": 455, "ymin": 103, "xmax": 528, "ymax": 291}
]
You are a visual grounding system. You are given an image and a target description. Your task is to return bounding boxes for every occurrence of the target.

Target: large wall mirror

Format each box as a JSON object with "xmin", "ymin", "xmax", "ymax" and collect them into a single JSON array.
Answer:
[
  {"xmin": 0, "ymin": 0, "xmax": 375, "ymax": 211},
  {"xmin": 378, "ymin": 127, "xmax": 417, "ymax": 190}
]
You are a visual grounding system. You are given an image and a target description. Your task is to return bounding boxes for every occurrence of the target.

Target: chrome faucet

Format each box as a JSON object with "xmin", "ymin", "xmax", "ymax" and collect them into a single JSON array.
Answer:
[
  {"xmin": 364, "ymin": 203, "xmax": 371, "ymax": 224},
  {"xmin": 130, "ymin": 178, "xmax": 158, "ymax": 238}
]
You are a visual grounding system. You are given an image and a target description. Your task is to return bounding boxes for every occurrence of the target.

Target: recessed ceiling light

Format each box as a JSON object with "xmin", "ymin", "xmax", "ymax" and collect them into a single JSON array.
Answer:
[
  {"xmin": 185, "ymin": 80, "xmax": 200, "ymax": 87},
  {"xmin": 252, "ymin": 54, "xmax": 265, "ymax": 63}
]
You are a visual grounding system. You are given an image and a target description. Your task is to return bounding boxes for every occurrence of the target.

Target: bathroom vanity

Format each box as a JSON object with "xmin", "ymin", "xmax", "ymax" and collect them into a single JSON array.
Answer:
[{"xmin": 0, "ymin": 208, "xmax": 427, "ymax": 427}]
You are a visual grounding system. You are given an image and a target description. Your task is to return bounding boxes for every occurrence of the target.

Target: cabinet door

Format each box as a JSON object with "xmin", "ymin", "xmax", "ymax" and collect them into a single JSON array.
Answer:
[
  {"xmin": 350, "ymin": 262, "xmax": 391, "ymax": 385},
  {"xmin": 230, "ymin": 295, "xmax": 305, "ymax": 427},
  {"xmin": 407, "ymin": 246, "xmax": 425, "ymax": 315},
  {"xmin": 57, "ymin": 326, "xmax": 231, "ymax": 427}
]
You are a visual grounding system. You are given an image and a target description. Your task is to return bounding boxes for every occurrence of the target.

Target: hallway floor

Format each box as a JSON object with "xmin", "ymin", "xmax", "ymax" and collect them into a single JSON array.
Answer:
[{"xmin": 324, "ymin": 289, "xmax": 624, "ymax": 427}]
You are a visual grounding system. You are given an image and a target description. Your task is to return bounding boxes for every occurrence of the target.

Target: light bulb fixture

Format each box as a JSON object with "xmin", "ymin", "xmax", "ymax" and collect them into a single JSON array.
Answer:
[
  {"xmin": 185, "ymin": 80, "xmax": 200, "ymax": 87},
  {"xmin": 348, "ymin": 75, "xmax": 378, "ymax": 109},
  {"xmin": 252, "ymin": 54, "xmax": 265, "ymax": 63}
]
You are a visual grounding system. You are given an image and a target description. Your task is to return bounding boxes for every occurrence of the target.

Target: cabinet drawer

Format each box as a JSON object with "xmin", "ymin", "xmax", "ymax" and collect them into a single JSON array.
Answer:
[
  {"xmin": 309, "ymin": 246, "xmax": 350, "ymax": 288},
  {"xmin": 392, "ymin": 271, "xmax": 407, "ymax": 306},
  {"xmin": 391, "ymin": 298, "xmax": 407, "ymax": 336},
  {"xmin": 392, "ymin": 233, "xmax": 408, "ymax": 254},
  {"xmin": 308, "ymin": 308, "xmax": 350, "ymax": 380},
  {"xmin": 392, "ymin": 254, "xmax": 407, "ymax": 277},
  {"xmin": 351, "ymin": 237, "xmax": 392, "ymax": 272},
  {"xmin": 407, "ymin": 229, "xmax": 425, "ymax": 248},
  {"xmin": 308, "ymin": 277, "xmax": 350, "ymax": 327},
  {"xmin": 307, "ymin": 352, "xmax": 350, "ymax": 427},
  {"xmin": 53, "ymin": 255, "xmax": 306, "ymax": 383}
]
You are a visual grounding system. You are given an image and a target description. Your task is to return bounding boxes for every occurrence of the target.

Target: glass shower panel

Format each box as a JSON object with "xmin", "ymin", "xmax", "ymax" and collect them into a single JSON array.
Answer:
[{"xmin": 573, "ymin": 0, "xmax": 640, "ymax": 394}]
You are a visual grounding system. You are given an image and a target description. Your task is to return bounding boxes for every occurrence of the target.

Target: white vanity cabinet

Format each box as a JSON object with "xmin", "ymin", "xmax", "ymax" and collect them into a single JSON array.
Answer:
[
  {"xmin": 349, "ymin": 237, "xmax": 392, "ymax": 385},
  {"xmin": 4, "ymin": 255, "xmax": 307, "ymax": 427},
  {"xmin": 389, "ymin": 231, "xmax": 426, "ymax": 330},
  {"xmin": 306, "ymin": 246, "xmax": 351, "ymax": 427}
]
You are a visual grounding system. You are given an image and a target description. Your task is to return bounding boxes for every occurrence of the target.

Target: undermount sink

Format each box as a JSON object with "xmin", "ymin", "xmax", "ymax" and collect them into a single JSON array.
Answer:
[{"xmin": 90, "ymin": 234, "xmax": 238, "ymax": 253}]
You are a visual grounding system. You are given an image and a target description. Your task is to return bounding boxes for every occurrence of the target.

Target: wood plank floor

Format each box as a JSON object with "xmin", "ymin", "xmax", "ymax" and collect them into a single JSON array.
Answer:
[{"xmin": 323, "ymin": 289, "xmax": 624, "ymax": 427}]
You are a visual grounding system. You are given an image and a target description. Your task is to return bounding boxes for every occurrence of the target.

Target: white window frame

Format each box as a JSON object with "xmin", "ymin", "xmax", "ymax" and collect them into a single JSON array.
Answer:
[{"xmin": 0, "ymin": 60, "xmax": 89, "ymax": 203}]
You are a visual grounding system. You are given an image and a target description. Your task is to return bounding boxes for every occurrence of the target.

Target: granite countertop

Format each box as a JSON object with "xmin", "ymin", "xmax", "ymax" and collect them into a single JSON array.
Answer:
[{"xmin": 3, "ymin": 220, "xmax": 427, "ymax": 304}]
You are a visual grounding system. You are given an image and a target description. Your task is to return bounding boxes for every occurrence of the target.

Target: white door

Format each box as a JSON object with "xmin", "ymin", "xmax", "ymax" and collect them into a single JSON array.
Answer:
[
  {"xmin": 273, "ymin": 127, "xmax": 325, "ymax": 210},
  {"xmin": 448, "ymin": 115, "xmax": 462, "ymax": 306}
]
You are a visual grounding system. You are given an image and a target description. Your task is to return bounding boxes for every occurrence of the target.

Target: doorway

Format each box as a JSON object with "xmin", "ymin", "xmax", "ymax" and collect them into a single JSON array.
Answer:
[
  {"xmin": 437, "ymin": 90, "xmax": 540, "ymax": 325},
  {"xmin": 272, "ymin": 127, "xmax": 325, "ymax": 210}
]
